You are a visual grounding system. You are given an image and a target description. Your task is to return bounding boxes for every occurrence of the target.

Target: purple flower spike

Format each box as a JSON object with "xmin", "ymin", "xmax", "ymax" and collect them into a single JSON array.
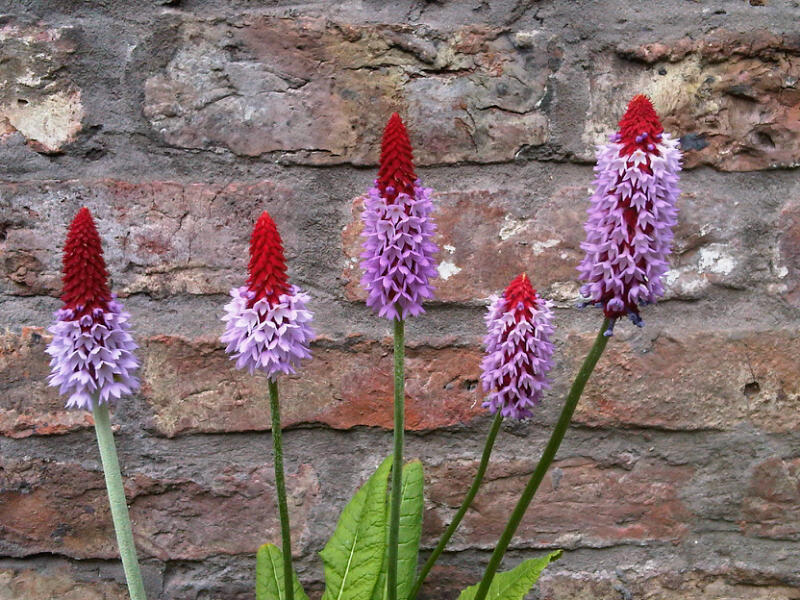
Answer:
[
  {"xmin": 46, "ymin": 208, "xmax": 139, "ymax": 411},
  {"xmin": 360, "ymin": 113, "xmax": 438, "ymax": 320},
  {"xmin": 480, "ymin": 274, "xmax": 555, "ymax": 420},
  {"xmin": 221, "ymin": 211, "xmax": 314, "ymax": 380},
  {"xmin": 577, "ymin": 95, "xmax": 682, "ymax": 333},
  {"xmin": 360, "ymin": 181, "xmax": 438, "ymax": 320}
]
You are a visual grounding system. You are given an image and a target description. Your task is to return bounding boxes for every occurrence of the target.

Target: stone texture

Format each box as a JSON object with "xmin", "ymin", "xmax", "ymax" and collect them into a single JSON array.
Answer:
[
  {"xmin": 0, "ymin": 23, "xmax": 83, "ymax": 153},
  {"xmin": 0, "ymin": 564, "xmax": 126, "ymax": 600},
  {"xmin": 1, "ymin": 3, "xmax": 800, "ymax": 599},
  {"xmin": 586, "ymin": 29, "xmax": 800, "ymax": 171},
  {"xmin": 537, "ymin": 569, "xmax": 800, "ymax": 600},
  {"xmin": 0, "ymin": 456, "xmax": 318, "ymax": 561},
  {"xmin": 572, "ymin": 330, "xmax": 800, "ymax": 433},
  {"xmin": 424, "ymin": 457, "xmax": 694, "ymax": 549},
  {"xmin": 0, "ymin": 179, "xmax": 295, "ymax": 298},
  {"xmin": 741, "ymin": 457, "xmax": 800, "ymax": 541},
  {"xmin": 0, "ymin": 328, "xmax": 94, "ymax": 438},
  {"xmin": 142, "ymin": 336, "xmax": 484, "ymax": 437},
  {"xmin": 144, "ymin": 17, "xmax": 556, "ymax": 165},
  {"xmin": 342, "ymin": 174, "xmax": 785, "ymax": 303}
]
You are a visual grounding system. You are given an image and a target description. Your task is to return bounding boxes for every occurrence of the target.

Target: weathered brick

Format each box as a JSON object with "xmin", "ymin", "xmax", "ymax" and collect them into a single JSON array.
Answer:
[
  {"xmin": 142, "ymin": 336, "xmax": 484, "ymax": 437},
  {"xmin": 0, "ymin": 23, "xmax": 83, "ymax": 153},
  {"xmin": 0, "ymin": 457, "xmax": 318, "ymax": 560},
  {"xmin": 424, "ymin": 457, "xmax": 694, "ymax": 549},
  {"xmin": 0, "ymin": 564, "xmax": 126, "ymax": 600},
  {"xmin": 537, "ymin": 569, "xmax": 800, "ymax": 600},
  {"xmin": 740, "ymin": 457, "xmax": 800, "ymax": 541},
  {"xmin": 143, "ymin": 18, "xmax": 556, "ymax": 165},
  {"xmin": 0, "ymin": 179, "xmax": 294, "ymax": 298},
  {"xmin": 589, "ymin": 30, "xmax": 800, "ymax": 171},
  {"xmin": 0, "ymin": 328, "xmax": 94, "ymax": 438},
  {"xmin": 572, "ymin": 330, "xmax": 800, "ymax": 433},
  {"xmin": 342, "ymin": 180, "xmax": 779, "ymax": 304}
]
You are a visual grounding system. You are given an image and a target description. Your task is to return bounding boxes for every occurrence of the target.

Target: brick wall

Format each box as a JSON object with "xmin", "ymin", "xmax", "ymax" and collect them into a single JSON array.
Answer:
[{"xmin": 1, "ymin": 1, "xmax": 799, "ymax": 599}]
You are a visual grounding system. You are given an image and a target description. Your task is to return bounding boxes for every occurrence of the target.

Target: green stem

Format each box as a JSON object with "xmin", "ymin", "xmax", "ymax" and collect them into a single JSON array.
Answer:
[
  {"xmin": 471, "ymin": 318, "xmax": 611, "ymax": 600},
  {"xmin": 92, "ymin": 402, "xmax": 147, "ymax": 600},
  {"xmin": 269, "ymin": 379, "xmax": 294, "ymax": 600},
  {"xmin": 410, "ymin": 410, "xmax": 504, "ymax": 599},
  {"xmin": 387, "ymin": 318, "xmax": 405, "ymax": 600}
]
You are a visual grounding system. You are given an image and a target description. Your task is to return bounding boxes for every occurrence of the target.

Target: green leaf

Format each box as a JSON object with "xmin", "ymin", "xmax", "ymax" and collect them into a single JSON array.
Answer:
[
  {"xmin": 457, "ymin": 550, "xmax": 563, "ymax": 600},
  {"xmin": 256, "ymin": 543, "xmax": 309, "ymax": 600},
  {"xmin": 321, "ymin": 456, "xmax": 393, "ymax": 600},
  {"xmin": 371, "ymin": 460, "xmax": 425, "ymax": 600}
]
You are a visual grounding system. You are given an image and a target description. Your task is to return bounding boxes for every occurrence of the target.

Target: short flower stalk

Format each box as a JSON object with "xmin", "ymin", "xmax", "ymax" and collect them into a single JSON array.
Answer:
[
  {"xmin": 222, "ymin": 211, "xmax": 315, "ymax": 600},
  {"xmin": 46, "ymin": 207, "xmax": 146, "ymax": 600},
  {"xmin": 360, "ymin": 113, "xmax": 438, "ymax": 600}
]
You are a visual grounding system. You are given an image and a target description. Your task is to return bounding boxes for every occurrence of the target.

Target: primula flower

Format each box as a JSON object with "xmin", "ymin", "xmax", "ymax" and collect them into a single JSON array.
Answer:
[
  {"xmin": 46, "ymin": 207, "xmax": 139, "ymax": 411},
  {"xmin": 578, "ymin": 94, "xmax": 682, "ymax": 335},
  {"xmin": 480, "ymin": 274, "xmax": 555, "ymax": 419},
  {"xmin": 360, "ymin": 112, "xmax": 438, "ymax": 320},
  {"xmin": 221, "ymin": 211, "xmax": 314, "ymax": 378}
]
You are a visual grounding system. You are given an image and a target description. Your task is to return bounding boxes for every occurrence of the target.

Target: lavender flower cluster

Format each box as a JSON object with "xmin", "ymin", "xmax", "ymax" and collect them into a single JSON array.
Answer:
[
  {"xmin": 221, "ymin": 285, "xmax": 314, "ymax": 379},
  {"xmin": 480, "ymin": 292, "xmax": 556, "ymax": 420},
  {"xmin": 46, "ymin": 298, "xmax": 140, "ymax": 411},
  {"xmin": 360, "ymin": 181, "xmax": 438, "ymax": 320}
]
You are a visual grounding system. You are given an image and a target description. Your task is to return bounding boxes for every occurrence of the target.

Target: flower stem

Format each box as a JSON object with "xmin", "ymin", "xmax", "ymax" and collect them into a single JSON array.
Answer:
[
  {"xmin": 471, "ymin": 318, "xmax": 611, "ymax": 600},
  {"xmin": 92, "ymin": 402, "xmax": 147, "ymax": 600},
  {"xmin": 410, "ymin": 410, "xmax": 503, "ymax": 599},
  {"xmin": 387, "ymin": 318, "xmax": 405, "ymax": 600},
  {"xmin": 269, "ymin": 379, "xmax": 294, "ymax": 600}
]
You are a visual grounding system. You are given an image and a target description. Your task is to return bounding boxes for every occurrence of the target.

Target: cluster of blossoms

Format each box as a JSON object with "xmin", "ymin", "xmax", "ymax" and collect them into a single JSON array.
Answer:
[
  {"xmin": 360, "ymin": 112, "xmax": 438, "ymax": 320},
  {"xmin": 46, "ymin": 208, "xmax": 139, "ymax": 411},
  {"xmin": 221, "ymin": 211, "xmax": 314, "ymax": 378},
  {"xmin": 480, "ymin": 274, "xmax": 555, "ymax": 419},
  {"xmin": 577, "ymin": 94, "xmax": 682, "ymax": 335},
  {"xmin": 46, "ymin": 97, "xmax": 680, "ymax": 422}
]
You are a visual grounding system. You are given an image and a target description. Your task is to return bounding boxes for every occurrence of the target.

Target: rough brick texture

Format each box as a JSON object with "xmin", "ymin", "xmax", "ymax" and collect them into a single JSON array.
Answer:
[{"xmin": 1, "ymin": 1, "xmax": 799, "ymax": 599}]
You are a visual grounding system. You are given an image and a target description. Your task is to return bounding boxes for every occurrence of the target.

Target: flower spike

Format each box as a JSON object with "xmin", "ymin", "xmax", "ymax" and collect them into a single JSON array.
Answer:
[
  {"xmin": 480, "ymin": 274, "xmax": 555, "ymax": 419},
  {"xmin": 46, "ymin": 207, "xmax": 139, "ymax": 411},
  {"xmin": 577, "ymin": 94, "xmax": 682, "ymax": 334},
  {"xmin": 221, "ymin": 211, "xmax": 314, "ymax": 379},
  {"xmin": 360, "ymin": 112, "xmax": 438, "ymax": 320}
]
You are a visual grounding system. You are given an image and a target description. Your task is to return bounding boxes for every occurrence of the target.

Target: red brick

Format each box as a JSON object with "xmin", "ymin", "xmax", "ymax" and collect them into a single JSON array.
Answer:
[
  {"xmin": 424, "ymin": 457, "xmax": 694, "ymax": 548},
  {"xmin": 342, "ymin": 187, "xmax": 587, "ymax": 303},
  {"xmin": 0, "ymin": 329, "xmax": 94, "ymax": 438},
  {"xmin": 571, "ymin": 330, "xmax": 800, "ymax": 433},
  {"xmin": 1, "ymin": 179, "xmax": 294, "ymax": 298},
  {"xmin": 0, "ymin": 564, "xmax": 126, "ymax": 600},
  {"xmin": 143, "ymin": 18, "xmax": 555, "ymax": 165},
  {"xmin": 602, "ymin": 30, "xmax": 800, "ymax": 171},
  {"xmin": 740, "ymin": 457, "xmax": 800, "ymax": 540},
  {"xmin": 142, "ymin": 336, "xmax": 485, "ymax": 437},
  {"xmin": 537, "ymin": 569, "xmax": 800, "ymax": 600},
  {"xmin": 0, "ymin": 457, "xmax": 318, "ymax": 560}
]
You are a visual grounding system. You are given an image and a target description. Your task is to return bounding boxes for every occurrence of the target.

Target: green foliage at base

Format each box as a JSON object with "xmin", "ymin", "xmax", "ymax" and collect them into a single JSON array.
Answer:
[
  {"xmin": 256, "ymin": 543, "xmax": 309, "ymax": 600},
  {"xmin": 457, "ymin": 550, "xmax": 563, "ymax": 600}
]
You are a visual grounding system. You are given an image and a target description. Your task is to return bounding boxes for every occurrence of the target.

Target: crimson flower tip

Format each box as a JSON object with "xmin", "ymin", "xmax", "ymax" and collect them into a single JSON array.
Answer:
[
  {"xmin": 47, "ymin": 208, "xmax": 139, "ymax": 411},
  {"xmin": 222, "ymin": 212, "xmax": 314, "ymax": 379}
]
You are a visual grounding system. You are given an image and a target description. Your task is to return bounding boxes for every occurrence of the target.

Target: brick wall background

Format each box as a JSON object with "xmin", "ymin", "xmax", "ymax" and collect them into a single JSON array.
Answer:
[{"xmin": 1, "ymin": 1, "xmax": 799, "ymax": 599}]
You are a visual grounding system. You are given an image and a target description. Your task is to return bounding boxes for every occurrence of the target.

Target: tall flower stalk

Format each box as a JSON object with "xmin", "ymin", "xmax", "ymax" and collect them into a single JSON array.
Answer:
[
  {"xmin": 411, "ymin": 274, "xmax": 554, "ymax": 597},
  {"xmin": 472, "ymin": 94, "xmax": 682, "ymax": 599},
  {"xmin": 46, "ymin": 207, "xmax": 145, "ymax": 600},
  {"xmin": 221, "ymin": 211, "xmax": 314, "ymax": 600},
  {"xmin": 360, "ymin": 113, "xmax": 438, "ymax": 600}
]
